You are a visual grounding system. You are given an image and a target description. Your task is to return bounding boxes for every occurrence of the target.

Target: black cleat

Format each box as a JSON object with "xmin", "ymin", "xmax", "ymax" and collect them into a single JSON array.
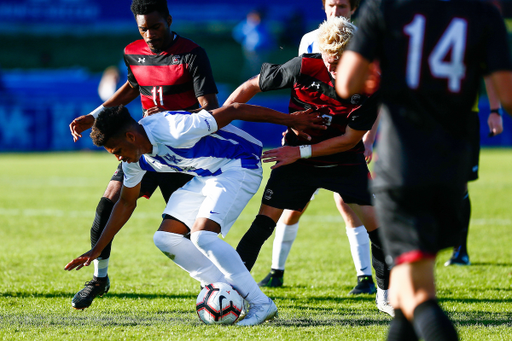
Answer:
[
  {"xmin": 257, "ymin": 269, "xmax": 284, "ymax": 288},
  {"xmin": 444, "ymin": 250, "xmax": 470, "ymax": 266},
  {"xmin": 349, "ymin": 275, "xmax": 376, "ymax": 295},
  {"xmin": 72, "ymin": 276, "xmax": 110, "ymax": 310}
]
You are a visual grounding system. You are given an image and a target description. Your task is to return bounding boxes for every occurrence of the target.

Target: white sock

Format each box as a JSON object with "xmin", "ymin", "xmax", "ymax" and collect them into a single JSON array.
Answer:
[
  {"xmin": 346, "ymin": 225, "xmax": 372, "ymax": 277},
  {"xmin": 271, "ymin": 220, "xmax": 299, "ymax": 270},
  {"xmin": 93, "ymin": 258, "xmax": 109, "ymax": 278},
  {"xmin": 191, "ymin": 230, "xmax": 268, "ymax": 305},
  {"xmin": 153, "ymin": 231, "xmax": 226, "ymax": 285}
]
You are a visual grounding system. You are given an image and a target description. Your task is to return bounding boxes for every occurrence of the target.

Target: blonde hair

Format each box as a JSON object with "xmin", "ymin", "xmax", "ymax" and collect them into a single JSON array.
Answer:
[{"xmin": 317, "ymin": 16, "xmax": 356, "ymax": 58}]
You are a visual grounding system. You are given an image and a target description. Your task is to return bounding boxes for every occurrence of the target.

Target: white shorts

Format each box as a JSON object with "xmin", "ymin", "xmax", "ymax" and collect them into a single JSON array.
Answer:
[{"xmin": 163, "ymin": 166, "xmax": 263, "ymax": 237}]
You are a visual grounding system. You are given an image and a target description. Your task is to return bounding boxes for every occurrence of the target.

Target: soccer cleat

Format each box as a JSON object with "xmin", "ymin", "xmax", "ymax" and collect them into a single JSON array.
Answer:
[
  {"xmin": 236, "ymin": 297, "xmax": 278, "ymax": 326},
  {"xmin": 257, "ymin": 269, "xmax": 284, "ymax": 288},
  {"xmin": 444, "ymin": 249, "xmax": 470, "ymax": 266},
  {"xmin": 238, "ymin": 299, "xmax": 250, "ymax": 321},
  {"xmin": 349, "ymin": 275, "xmax": 377, "ymax": 295},
  {"xmin": 72, "ymin": 276, "xmax": 110, "ymax": 310},
  {"xmin": 376, "ymin": 287, "xmax": 394, "ymax": 317}
]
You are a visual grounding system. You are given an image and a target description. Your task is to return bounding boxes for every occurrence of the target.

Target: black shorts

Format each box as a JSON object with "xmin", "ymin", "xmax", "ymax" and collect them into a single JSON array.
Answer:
[
  {"xmin": 111, "ymin": 163, "xmax": 193, "ymax": 202},
  {"xmin": 374, "ymin": 185, "xmax": 466, "ymax": 266},
  {"xmin": 262, "ymin": 161, "xmax": 373, "ymax": 211}
]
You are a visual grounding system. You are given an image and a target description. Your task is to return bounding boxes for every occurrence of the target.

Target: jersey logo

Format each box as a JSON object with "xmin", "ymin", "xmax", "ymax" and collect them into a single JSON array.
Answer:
[
  {"xmin": 172, "ymin": 55, "xmax": 181, "ymax": 64},
  {"xmin": 138, "ymin": 57, "xmax": 146, "ymax": 63},
  {"xmin": 204, "ymin": 118, "xmax": 212, "ymax": 132},
  {"xmin": 310, "ymin": 82, "xmax": 321, "ymax": 90},
  {"xmin": 264, "ymin": 189, "xmax": 273, "ymax": 201},
  {"xmin": 162, "ymin": 154, "xmax": 181, "ymax": 164},
  {"xmin": 350, "ymin": 94, "xmax": 362, "ymax": 105}
]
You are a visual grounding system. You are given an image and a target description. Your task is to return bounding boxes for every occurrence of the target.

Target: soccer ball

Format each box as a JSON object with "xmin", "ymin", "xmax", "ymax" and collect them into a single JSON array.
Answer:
[{"xmin": 196, "ymin": 282, "xmax": 244, "ymax": 325}]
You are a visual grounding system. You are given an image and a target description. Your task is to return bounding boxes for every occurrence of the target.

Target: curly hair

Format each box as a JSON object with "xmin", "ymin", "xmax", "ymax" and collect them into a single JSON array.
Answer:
[
  {"xmin": 130, "ymin": 0, "xmax": 170, "ymax": 19},
  {"xmin": 321, "ymin": 0, "xmax": 360, "ymax": 11},
  {"xmin": 317, "ymin": 16, "xmax": 356, "ymax": 58},
  {"xmin": 90, "ymin": 105, "xmax": 137, "ymax": 147}
]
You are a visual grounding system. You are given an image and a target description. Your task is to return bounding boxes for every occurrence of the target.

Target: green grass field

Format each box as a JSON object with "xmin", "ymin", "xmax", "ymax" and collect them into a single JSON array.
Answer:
[{"xmin": 0, "ymin": 150, "xmax": 511, "ymax": 340}]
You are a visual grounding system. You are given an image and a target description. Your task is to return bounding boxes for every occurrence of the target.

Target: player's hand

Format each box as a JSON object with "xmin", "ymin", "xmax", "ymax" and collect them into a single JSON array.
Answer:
[
  {"xmin": 289, "ymin": 108, "xmax": 327, "ymax": 141},
  {"xmin": 262, "ymin": 146, "xmax": 300, "ymax": 169},
  {"xmin": 69, "ymin": 115, "xmax": 95, "ymax": 142},
  {"xmin": 363, "ymin": 142, "xmax": 374, "ymax": 164},
  {"xmin": 144, "ymin": 106, "xmax": 166, "ymax": 117},
  {"xmin": 64, "ymin": 249, "xmax": 100, "ymax": 271},
  {"xmin": 488, "ymin": 112, "xmax": 503, "ymax": 137}
]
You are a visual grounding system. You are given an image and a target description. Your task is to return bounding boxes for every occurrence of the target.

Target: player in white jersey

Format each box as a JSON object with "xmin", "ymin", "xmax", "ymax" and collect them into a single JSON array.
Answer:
[
  {"xmin": 260, "ymin": 0, "xmax": 382, "ymax": 302},
  {"xmin": 65, "ymin": 104, "xmax": 324, "ymax": 326}
]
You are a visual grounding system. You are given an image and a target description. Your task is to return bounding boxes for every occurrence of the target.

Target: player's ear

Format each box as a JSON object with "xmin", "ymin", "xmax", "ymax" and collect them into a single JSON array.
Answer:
[
  {"xmin": 167, "ymin": 15, "xmax": 173, "ymax": 27},
  {"xmin": 125, "ymin": 131, "xmax": 136, "ymax": 143}
]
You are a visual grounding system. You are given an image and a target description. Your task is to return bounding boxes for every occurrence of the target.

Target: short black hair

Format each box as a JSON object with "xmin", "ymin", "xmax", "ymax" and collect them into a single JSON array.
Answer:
[
  {"xmin": 130, "ymin": 0, "xmax": 170, "ymax": 19},
  {"xmin": 91, "ymin": 105, "xmax": 137, "ymax": 147}
]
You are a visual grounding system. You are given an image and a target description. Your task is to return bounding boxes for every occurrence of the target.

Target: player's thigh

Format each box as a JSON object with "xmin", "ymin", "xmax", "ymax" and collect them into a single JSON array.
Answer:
[
  {"xmin": 374, "ymin": 185, "xmax": 464, "ymax": 266},
  {"xmin": 320, "ymin": 163, "xmax": 373, "ymax": 206},
  {"xmin": 262, "ymin": 162, "xmax": 319, "ymax": 211},
  {"xmin": 163, "ymin": 167, "xmax": 262, "ymax": 236}
]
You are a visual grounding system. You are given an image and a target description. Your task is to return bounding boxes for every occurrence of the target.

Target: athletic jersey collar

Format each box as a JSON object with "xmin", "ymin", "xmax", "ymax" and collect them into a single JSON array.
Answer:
[{"xmin": 139, "ymin": 118, "xmax": 159, "ymax": 157}]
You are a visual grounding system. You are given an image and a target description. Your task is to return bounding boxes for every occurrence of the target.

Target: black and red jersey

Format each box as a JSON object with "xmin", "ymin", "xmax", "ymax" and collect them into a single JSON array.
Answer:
[
  {"xmin": 349, "ymin": 0, "xmax": 512, "ymax": 188},
  {"xmin": 124, "ymin": 32, "xmax": 218, "ymax": 112},
  {"xmin": 259, "ymin": 54, "xmax": 378, "ymax": 166}
]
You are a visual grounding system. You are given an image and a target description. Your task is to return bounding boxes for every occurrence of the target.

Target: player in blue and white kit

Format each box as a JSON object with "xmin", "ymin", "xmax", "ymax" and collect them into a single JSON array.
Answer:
[{"xmin": 65, "ymin": 103, "xmax": 324, "ymax": 326}]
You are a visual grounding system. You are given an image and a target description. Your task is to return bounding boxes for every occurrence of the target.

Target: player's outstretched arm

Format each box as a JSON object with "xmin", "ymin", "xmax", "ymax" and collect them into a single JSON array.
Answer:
[
  {"xmin": 69, "ymin": 82, "xmax": 140, "ymax": 142},
  {"xmin": 211, "ymin": 103, "xmax": 326, "ymax": 136},
  {"xmin": 223, "ymin": 75, "xmax": 262, "ymax": 106},
  {"xmin": 488, "ymin": 70, "xmax": 512, "ymax": 117},
  {"xmin": 262, "ymin": 126, "xmax": 367, "ymax": 169},
  {"xmin": 64, "ymin": 183, "xmax": 141, "ymax": 271}
]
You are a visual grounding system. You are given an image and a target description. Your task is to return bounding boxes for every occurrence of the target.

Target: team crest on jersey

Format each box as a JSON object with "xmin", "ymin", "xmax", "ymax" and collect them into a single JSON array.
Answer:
[
  {"xmin": 163, "ymin": 154, "xmax": 181, "ymax": 164},
  {"xmin": 310, "ymin": 81, "xmax": 321, "ymax": 90},
  {"xmin": 264, "ymin": 189, "xmax": 273, "ymax": 201},
  {"xmin": 172, "ymin": 55, "xmax": 181, "ymax": 64},
  {"xmin": 350, "ymin": 94, "xmax": 361, "ymax": 105}
]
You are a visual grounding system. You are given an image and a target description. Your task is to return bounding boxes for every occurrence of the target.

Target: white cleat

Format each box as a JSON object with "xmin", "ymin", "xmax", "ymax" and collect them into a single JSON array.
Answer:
[
  {"xmin": 376, "ymin": 288, "xmax": 395, "ymax": 317},
  {"xmin": 237, "ymin": 299, "xmax": 250, "ymax": 322},
  {"xmin": 236, "ymin": 298, "xmax": 278, "ymax": 326}
]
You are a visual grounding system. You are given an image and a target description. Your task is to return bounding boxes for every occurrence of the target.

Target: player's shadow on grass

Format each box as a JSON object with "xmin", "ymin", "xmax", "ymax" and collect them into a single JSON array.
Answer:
[
  {"xmin": 469, "ymin": 261, "xmax": 512, "ymax": 267},
  {"xmin": 0, "ymin": 291, "xmax": 197, "ymax": 300}
]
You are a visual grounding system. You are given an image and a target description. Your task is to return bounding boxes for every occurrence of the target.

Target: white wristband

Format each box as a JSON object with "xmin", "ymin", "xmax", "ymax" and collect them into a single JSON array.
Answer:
[
  {"xmin": 89, "ymin": 105, "xmax": 105, "ymax": 119},
  {"xmin": 299, "ymin": 145, "xmax": 312, "ymax": 159}
]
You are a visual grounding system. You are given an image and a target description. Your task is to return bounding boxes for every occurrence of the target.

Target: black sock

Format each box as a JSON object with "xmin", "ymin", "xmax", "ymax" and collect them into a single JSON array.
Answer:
[
  {"xmin": 387, "ymin": 309, "xmax": 418, "ymax": 341},
  {"xmin": 368, "ymin": 228, "xmax": 390, "ymax": 290},
  {"xmin": 413, "ymin": 300, "xmax": 458, "ymax": 341},
  {"xmin": 236, "ymin": 215, "xmax": 276, "ymax": 271},
  {"xmin": 90, "ymin": 197, "xmax": 115, "ymax": 260},
  {"xmin": 270, "ymin": 269, "xmax": 284, "ymax": 277},
  {"xmin": 455, "ymin": 191, "xmax": 470, "ymax": 254}
]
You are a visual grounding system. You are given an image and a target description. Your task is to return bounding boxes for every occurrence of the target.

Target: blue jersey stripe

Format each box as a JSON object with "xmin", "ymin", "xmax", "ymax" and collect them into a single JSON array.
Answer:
[
  {"xmin": 163, "ymin": 130, "xmax": 262, "ymax": 169},
  {"xmin": 138, "ymin": 157, "xmax": 157, "ymax": 172}
]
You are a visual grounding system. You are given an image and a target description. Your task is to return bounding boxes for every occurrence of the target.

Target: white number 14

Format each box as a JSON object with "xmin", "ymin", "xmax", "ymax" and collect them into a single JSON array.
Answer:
[{"xmin": 404, "ymin": 15, "xmax": 467, "ymax": 92}]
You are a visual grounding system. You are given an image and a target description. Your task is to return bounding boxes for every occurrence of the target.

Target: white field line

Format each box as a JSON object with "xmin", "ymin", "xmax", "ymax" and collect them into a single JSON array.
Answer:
[{"xmin": 0, "ymin": 208, "xmax": 510, "ymax": 225}]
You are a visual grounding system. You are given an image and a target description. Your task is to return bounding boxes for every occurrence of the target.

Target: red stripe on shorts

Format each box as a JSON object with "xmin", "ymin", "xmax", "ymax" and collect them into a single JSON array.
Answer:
[{"xmin": 395, "ymin": 250, "xmax": 436, "ymax": 265}]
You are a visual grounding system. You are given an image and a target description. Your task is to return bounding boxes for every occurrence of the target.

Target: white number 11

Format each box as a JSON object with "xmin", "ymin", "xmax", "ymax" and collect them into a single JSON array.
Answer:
[{"xmin": 152, "ymin": 86, "xmax": 164, "ymax": 106}]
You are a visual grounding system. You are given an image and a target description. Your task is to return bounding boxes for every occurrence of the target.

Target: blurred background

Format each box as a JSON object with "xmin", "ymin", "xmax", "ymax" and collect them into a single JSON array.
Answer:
[{"xmin": 1, "ymin": 0, "xmax": 512, "ymax": 151}]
